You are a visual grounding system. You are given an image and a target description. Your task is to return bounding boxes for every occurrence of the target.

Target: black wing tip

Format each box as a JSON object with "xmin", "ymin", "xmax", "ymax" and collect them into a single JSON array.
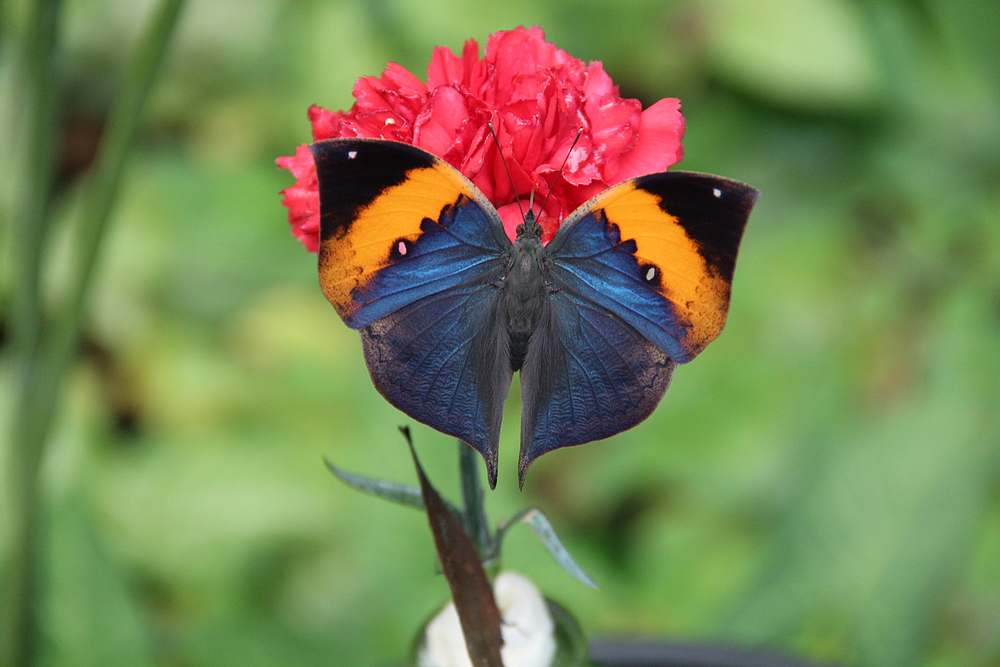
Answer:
[
  {"xmin": 311, "ymin": 139, "xmax": 441, "ymax": 244},
  {"xmin": 460, "ymin": 439, "xmax": 498, "ymax": 490},
  {"xmin": 310, "ymin": 137, "xmax": 439, "ymax": 166},
  {"xmin": 639, "ymin": 170, "xmax": 761, "ymax": 210},
  {"xmin": 486, "ymin": 453, "xmax": 498, "ymax": 490}
]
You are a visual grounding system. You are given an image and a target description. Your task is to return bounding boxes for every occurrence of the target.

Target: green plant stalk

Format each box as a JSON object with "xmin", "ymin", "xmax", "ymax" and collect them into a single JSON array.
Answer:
[
  {"xmin": 50, "ymin": 0, "xmax": 186, "ymax": 354},
  {"xmin": 1, "ymin": 0, "xmax": 186, "ymax": 664},
  {"xmin": 458, "ymin": 441, "xmax": 492, "ymax": 561},
  {"xmin": 6, "ymin": 0, "xmax": 61, "ymax": 362},
  {"xmin": 2, "ymin": 0, "xmax": 65, "ymax": 663}
]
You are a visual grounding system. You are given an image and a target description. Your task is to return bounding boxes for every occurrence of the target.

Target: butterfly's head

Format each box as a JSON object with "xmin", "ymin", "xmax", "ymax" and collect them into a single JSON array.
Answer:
[
  {"xmin": 514, "ymin": 210, "xmax": 544, "ymax": 241},
  {"xmin": 488, "ymin": 121, "xmax": 581, "ymax": 246}
]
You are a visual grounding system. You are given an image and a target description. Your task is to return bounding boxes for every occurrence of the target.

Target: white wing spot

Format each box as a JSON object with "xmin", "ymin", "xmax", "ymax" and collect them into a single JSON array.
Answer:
[
  {"xmin": 398, "ymin": 240, "xmax": 408, "ymax": 256},
  {"xmin": 713, "ymin": 188, "xmax": 723, "ymax": 198},
  {"xmin": 384, "ymin": 117, "xmax": 396, "ymax": 125},
  {"xmin": 347, "ymin": 150, "xmax": 358, "ymax": 159},
  {"xmin": 645, "ymin": 266, "xmax": 656, "ymax": 282}
]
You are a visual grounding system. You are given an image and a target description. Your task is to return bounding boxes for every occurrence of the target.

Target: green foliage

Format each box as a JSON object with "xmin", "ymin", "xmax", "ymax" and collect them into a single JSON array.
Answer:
[
  {"xmin": 328, "ymin": 438, "xmax": 597, "ymax": 589},
  {"xmin": 499, "ymin": 509, "xmax": 599, "ymax": 590},
  {"xmin": 2, "ymin": 0, "xmax": 999, "ymax": 666}
]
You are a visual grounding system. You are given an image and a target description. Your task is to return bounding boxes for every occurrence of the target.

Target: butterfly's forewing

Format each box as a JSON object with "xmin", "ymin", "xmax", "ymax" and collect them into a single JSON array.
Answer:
[
  {"xmin": 517, "ymin": 172, "xmax": 758, "ymax": 479},
  {"xmin": 545, "ymin": 172, "xmax": 759, "ymax": 363},
  {"xmin": 311, "ymin": 139, "xmax": 513, "ymax": 483},
  {"xmin": 311, "ymin": 139, "xmax": 510, "ymax": 329}
]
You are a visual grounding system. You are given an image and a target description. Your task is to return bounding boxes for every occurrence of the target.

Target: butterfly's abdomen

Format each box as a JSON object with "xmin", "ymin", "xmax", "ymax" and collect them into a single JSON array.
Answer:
[{"xmin": 501, "ymin": 237, "xmax": 549, "ymax": 371}]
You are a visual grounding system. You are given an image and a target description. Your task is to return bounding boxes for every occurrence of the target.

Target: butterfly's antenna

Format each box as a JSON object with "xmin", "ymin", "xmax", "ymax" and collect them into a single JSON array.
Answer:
[
  {"xmin": 488, "ymin": 121, "xmax": 525, "ymax": 221},
  {"xmin": 537, "ymin": 127, "xmax": 584, "ymax": 216}
]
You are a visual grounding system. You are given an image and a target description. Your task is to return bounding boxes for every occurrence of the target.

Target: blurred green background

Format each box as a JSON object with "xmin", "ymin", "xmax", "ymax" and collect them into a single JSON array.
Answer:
[{"xmin": 2, "ymin": 0, "xmax": 999, "ymax": 665}]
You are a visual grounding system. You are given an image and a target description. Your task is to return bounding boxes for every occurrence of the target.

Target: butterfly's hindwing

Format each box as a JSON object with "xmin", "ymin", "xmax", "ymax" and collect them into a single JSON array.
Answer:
[
  {"xmin": 518, "ymin": 285, "xmax": 676, "ymax": 482},
  {"xmin": 359, "ymin": 275, "xmax": 511, "ymax": 487}
]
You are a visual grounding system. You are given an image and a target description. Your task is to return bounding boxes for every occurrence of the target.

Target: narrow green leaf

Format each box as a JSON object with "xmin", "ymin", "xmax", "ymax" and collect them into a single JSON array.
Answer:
[
  {"xmin": 458, "ymin": 441, "xmax": 492, "ymax": 558},
  {"xmin": 324, "ymin": 458, "xmax": 425, "ymax": 510},
  {"xmin": 40, "ymin": 0, "xmax": 188, "ymax": 395},
  {"xmin": 1, "ymin": 1, "xmax": 186, "ymax": 664},
  {"xmin": 508, "ymin": 509, "xmax": 599, "ymax": 589}
]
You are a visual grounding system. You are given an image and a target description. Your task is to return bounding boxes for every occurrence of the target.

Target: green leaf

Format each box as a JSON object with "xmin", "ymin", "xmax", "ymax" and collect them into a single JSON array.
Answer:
[
  {"xmin": 324, "ymin": 458, "xmax": 425, "ymax": 511},
  {"xmin": 503, "ymin": 509, "xmax": 599, "ymax": 590},
  {"xmin": 458, "ymin": 441, "xmax": 492, "ymax": 560}
]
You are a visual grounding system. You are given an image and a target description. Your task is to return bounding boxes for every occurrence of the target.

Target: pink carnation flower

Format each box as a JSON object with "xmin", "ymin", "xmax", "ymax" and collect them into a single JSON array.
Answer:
[{"xmin": 277, "ymin": 26, "xmax": 685, "ymax": 251}]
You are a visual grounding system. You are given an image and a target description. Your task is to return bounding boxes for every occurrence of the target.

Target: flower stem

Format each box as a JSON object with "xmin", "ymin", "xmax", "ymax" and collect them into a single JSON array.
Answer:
[
  {"xmin": 1, "ymin": 1, "xmax": 65, "ymax": 663},
  {"xmin": 458, "ymin": 441, "xmax": 492, "ymax": 561},
  {"xmin": 53, "ymin": 0, "xmax": 186, "ymax": 348},
  {"xmin": 0, "ymin": 1, "xmax": 186, "ymax": 664}
]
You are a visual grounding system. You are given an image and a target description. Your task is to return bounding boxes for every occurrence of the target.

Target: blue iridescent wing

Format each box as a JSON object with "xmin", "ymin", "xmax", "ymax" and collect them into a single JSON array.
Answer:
[
  {"xmin": 360, "ymin": 275, "xmax": 511, "ymax": 488},
  {"xmin": 518, "ymin": 172, "xmax": 757, "ymax": 480},
  {"xmin": 311, "ymin": 139, "xmax": 513, "ymax": 484},
  {"xmin": 544, "ymin": 172, "xmax": 758, "ymax": 363},
  {"xmin": 311, "ymin": 139, "xmax": 510, "ymax": 329},
  {"xmin": 517, "ymin": 289, "xmax": 676, "ymax": 483}
]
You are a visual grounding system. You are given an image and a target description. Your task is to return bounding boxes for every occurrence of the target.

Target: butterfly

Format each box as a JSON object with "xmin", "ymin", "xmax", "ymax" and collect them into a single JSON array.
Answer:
[{"xmin": 311, "ymin": 138, "xmax": 759, "ymax": 487}]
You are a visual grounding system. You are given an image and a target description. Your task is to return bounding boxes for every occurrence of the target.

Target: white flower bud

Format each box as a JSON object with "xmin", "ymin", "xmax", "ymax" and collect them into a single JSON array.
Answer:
[{"xmin": 418, "ymin": 571, "xmax": 556, "ymax": 667}]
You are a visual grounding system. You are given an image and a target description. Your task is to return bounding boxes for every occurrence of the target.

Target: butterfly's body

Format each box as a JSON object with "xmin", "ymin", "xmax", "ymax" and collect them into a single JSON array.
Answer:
[
  {"xmin": 311, "ymin": 138, "xmax": 758, "ymax": 486},
  {"xmin": 499, "ymin": 218, "xmax": 549, "ymax": 372}
]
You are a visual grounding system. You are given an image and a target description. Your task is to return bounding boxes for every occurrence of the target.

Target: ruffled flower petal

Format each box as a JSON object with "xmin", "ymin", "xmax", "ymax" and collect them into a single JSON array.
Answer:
[
  {"xmin": 613, "ymin": 97, "xmax": 685, "ymax": 182},
  {"xmin": 275, "ymin": 144, "xmax": 320, "ymax": 252},
  {"xmin": 414, "ymin": 85, "xmax": 471, "ymax": 158},
  {"xmin": 277, "ymin": 26, "xmax": 685, "ymax": 251}
]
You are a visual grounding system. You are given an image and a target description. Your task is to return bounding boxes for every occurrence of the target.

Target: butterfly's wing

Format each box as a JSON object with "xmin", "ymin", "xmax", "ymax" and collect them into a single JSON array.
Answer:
[
  {"xmin": 518, "ymin": 172, "xmax": 758, "ymax": 479},
  {"xmin": 312, "ymin": 139, "xmax": 511, "ymax": 329},
  {"xmin": 311, "ymin": 139, "xmax": 514, "ymax": 484},
  {"xmin": 360, "ymin": 280, "xmax": 514, "ymax": 487},
  {"xmin": 545, "ymin": 171, "xmax": 759, "ymax": 364},
  {"xmin": 517, "ymin": 289, "xmax": 676, "ymax": 484}
]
